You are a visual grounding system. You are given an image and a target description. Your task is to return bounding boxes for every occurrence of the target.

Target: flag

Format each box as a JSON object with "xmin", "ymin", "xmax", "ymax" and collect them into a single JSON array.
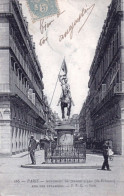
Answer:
[{"xmin": 61, "ymin": 59, "xmax": 67, "ymax": 75}]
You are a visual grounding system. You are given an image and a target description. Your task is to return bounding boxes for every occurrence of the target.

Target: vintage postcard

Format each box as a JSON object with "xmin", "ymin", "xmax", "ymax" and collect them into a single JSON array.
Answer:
[{"xmin": 0, "ymin": 0, "xmax": 124, "ymax": 196}]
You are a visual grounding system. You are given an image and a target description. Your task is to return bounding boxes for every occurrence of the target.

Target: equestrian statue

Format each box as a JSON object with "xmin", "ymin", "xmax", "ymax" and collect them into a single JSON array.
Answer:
[{"xmin": 57, "ymin": 59, "xmax": 74, "ymax": 119}]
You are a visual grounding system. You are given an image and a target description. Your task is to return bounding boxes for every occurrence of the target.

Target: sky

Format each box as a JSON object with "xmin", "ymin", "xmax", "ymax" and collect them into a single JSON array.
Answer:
[{"xmin": 20, "ymin": 0, "xmax": 111, "ymax": 118}]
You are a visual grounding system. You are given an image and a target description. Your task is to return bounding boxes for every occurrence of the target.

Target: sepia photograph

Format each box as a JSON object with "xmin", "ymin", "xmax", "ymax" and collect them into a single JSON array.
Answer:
[{"xmin": 0, "ymin": 0, "xmax": 124, "ymax": 195}]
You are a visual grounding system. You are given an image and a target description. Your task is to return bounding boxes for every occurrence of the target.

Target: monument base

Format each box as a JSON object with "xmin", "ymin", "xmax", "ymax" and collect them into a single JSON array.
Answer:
[
  {"xmin": 45, "ymin": 144, "xmax": 86, "ymax": 164},
  {"xmin": 45, "ymin": 121, "xmax": 86, "ymax": 164},
  {"xmin": 21, "ymin": 164, "xmax": 100, "ymax": 169}
]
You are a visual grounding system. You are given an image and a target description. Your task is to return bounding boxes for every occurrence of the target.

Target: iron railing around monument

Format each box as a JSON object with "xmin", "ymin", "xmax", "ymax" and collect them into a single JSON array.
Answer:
[{"xmin": 45, "ymin": 144, "xmax": 86, "ymax": 164}]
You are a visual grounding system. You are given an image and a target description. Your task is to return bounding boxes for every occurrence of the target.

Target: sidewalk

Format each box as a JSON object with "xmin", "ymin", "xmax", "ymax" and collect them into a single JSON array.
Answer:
[
  {"xmin": 0, "ymin": 150, "xmax": 124, "ymax": 196},
  {"xmin": 20, "ymin": 150, "xmax": 124, "ymax": 169},
  {"xmin": 11, "ymin": 149, "xmax": 44, "ymax": 159},
  {"xmin": 0, "ymin": 149, "xmax": 124, "ymax": 169},
  {"xmin": 12, "ymin": 151, "xmax": 29, "ymax": 158}
]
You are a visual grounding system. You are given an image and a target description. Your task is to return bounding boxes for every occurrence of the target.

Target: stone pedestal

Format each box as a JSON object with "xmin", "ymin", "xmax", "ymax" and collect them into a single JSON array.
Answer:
[
  {"xmin": 45, "ymin": 122, "xmax": 86, "ymax": 164},
  {"xmin": 56, "ymin": 124, "xmax": 74, "ymax": 146}
]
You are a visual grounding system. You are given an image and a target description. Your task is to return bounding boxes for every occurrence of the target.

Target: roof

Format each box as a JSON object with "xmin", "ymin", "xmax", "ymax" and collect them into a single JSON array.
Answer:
[{"xmin": 55, "ymin": 124, "xmax": 75, "ymax": 130}]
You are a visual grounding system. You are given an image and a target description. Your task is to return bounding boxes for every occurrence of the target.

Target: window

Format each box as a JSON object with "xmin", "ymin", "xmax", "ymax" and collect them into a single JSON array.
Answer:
[
  {"xmin": 10, "ymin": 26, "xmax": 13, "ymax": 36},
  {"xmin": 11, "ymin": 58, "xmax": 14, "ymax": 71},
  {"xmin": 25, "ymin": 78, "xmax": 27, "ymax": 87},
  {"xmin": 15, "ymin": 64, "xmax": 18, "ymax": 76},
  {"xmin": 19, "ymin": 70, "xmax": 22, "ymax": 81},
  {"xmin": 22, "ymin": 74, "xmax": 24, "ymax": 84}
]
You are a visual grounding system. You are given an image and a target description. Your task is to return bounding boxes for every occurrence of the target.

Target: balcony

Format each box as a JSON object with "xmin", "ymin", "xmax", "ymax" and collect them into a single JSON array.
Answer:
[
  {"xmin": 90, "ymin": 84, "xmax": 115, "ymax": 116},
  {"xmin": 0, "ymin": 2, "xmax": 9, "ymax": 13},
  {"xmin": 114, "ymin": 83, "xmax": 124, "ymax": 94},
  {"xmin": 0, "ymin": 83, "xmax": 10, "ymax": 93},
  {"xmin": 10, "ymin": 35, "xmax": 25, "ymax": 69},
  {"xmin": 10, "ymin": 35, "xmax": 43, "ymax": 102},
  {"xmin": 10, "ymin": 71, "xmax": 45, "ymax": 121},
  {"xmin": 10, "ymin": 4, "xmax": 43, "ymax": 82},
  {"xmin": 90, "ymin": 82, "xmax": 124, "ymax": 117},
  {"xmin": 10, "ymin": 5, "xmax": 28, "ymax": 51},
  {"xmin": 12, "ymin": 84, "xmax": 45, "ymax": 122}
]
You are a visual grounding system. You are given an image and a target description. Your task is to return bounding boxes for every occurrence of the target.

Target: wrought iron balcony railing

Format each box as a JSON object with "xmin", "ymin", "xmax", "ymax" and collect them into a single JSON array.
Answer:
[
  {"xmin": 0, "ymin": 2, "xmax": 9, "ymax": 13},
  {"xmin": 0, "ymin": 83, "xmax": 10, "ymax": 93},
  {"xmin": 114, "ymin": 82, "xmax": 124, "ymax": 94},
  {"xmin": 10, "ymin": 35, "xmax": 43, "ymax": 102},
  {"xmin": 13, "ymin": 84, "xmax": 45, "ymax": 121}
]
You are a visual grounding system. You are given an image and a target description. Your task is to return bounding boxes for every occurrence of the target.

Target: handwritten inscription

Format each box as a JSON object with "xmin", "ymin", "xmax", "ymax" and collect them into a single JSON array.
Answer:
[
  {"xmin": 40, "ymin": 19, "xmax": 54, "ymax": 35},
  {"xmin": 39, "ymin": 36, "xmax": 48, "ymax": 46},
  {"xmin": 39, "ymin": 11, "xmax": 65, "ymax": 46},
  {"xmin": 59, "ymin": 4, "xmax": 95, "ymax": 41},
  {"xmin": 39, "ymin": 4, "xmax": 95, "ymax": 46}
]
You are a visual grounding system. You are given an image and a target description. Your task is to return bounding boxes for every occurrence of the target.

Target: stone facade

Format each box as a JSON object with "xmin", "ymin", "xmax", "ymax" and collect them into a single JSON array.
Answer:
[
  {"xmin": 79, "ymin": 103, "xmax": 86, "ymax": 137},
  {"xmin": 0, "ymin": 0, "xmax": 46, "ymax": 155},
  {"xmin": 79, "ymin": 0, "xmax": 124, "ymax": 154},
  {"xmin": 70, "ymin": 114, "xmax": 79, "ymax": 133}
]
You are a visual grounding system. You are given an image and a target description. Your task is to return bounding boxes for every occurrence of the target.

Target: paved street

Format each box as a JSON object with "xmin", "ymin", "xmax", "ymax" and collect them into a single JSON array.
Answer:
[{"xmin": 0, "ymin": 150, "xmax": 124, "ymax": 196}]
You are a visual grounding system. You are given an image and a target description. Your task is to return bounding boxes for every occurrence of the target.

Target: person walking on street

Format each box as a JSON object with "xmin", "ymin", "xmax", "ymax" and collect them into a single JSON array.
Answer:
[
  {"xmin": 28, "ymin": 135, "xmax": 37, "ymax": 165},
  {"xmin": 101, "ymin": 140, "xmax": 111, "ymax": 171}
]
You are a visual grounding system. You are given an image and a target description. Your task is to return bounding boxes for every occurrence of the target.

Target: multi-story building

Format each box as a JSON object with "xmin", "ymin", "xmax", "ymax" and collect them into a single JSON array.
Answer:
[
  {"xmin": 87, "ymin": 0, "xmax": 124, "ymax": 154},
  {"xmin": 70, "ymin": 114, "xmax": 79, "ymax": 134},
  {"xmin": 85, "ymin": 95, "xmax": 94, "ymax": 140},
  {"xmin": 41, "ymin": 96, "xmax": 56, "ymax": 141},
  {"xmin": 53, "ymin": 112, "xmax": 61, "ymax": 126},
  {"xmin": 0, "ymin": 0, "xmax": 46, "ymax": 155},
  {"xmin": 79, "ymin": 105, "xmax": 86, "ymax": 137},
  {"xmin": 46, "ymin": 109, "xmax": 56, "ymax": 140}
]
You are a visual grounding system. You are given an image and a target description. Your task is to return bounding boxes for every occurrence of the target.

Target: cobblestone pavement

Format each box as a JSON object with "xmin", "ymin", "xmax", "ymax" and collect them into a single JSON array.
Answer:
[{"xmin": 0, "ymin": 150, "xmax": 124, "ymax": 196}]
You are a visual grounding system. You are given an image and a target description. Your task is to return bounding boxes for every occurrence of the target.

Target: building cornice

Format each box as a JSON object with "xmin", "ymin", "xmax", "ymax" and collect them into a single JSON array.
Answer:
[{"xmin": 89, "ymin": 0, "xmax": 123, "ymax": 78}]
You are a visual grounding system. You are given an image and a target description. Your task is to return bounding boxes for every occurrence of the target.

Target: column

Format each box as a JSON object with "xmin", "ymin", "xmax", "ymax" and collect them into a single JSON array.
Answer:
[
  {"xmin": 0, "ymin": 122, "xmax": 11, "ymax": 155},
  {"xmin": 23, "ymin": 129, "xmax": 25, "ymax": 151},
  {"xmin": 121, "ymin": 6, "xmax": 124, "ymax": 154},
  {"xmin": 20, "ymin": 129, "xmax": 23, "ymax": 152},
  {"xmin": 12, "ymin": 126, "xmax": 16, "ymax": 154},
  {"xmin": 25, "ymin": 130, "xmax": 28, "ymax": 150},
  {"xmin": 17, "ymin": 128, "xmax": 20, "ymax": 153}
]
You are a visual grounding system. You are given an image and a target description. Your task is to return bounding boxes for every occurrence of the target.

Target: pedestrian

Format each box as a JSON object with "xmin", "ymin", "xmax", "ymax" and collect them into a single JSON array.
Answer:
[
  {"xmin": 108, "ymin": 139, "xmax": 113, "ymax": 149},
  {"xmin": 36, "ymin": 140, "xmax": 40, "ymax": 150},
  {"xmin": 101, "ymin": 140, "xmax": 111, "ymax": 171},
  {"xmin": 28, "ymin": 135, "xmax": 37, "ymax": 165}
]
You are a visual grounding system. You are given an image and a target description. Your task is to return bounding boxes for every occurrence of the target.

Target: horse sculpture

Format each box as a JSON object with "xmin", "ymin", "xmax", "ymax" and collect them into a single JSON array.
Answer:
[
  {"xmin": 57, "ymin": 75, "xmax": 74, "ymax": 119},
  {"xmin": 60, "ymin": 90, "xmax": 72, "ymax": 119}
]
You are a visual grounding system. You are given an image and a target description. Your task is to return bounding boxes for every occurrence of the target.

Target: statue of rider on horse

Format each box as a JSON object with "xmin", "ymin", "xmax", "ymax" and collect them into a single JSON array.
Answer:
[{"xmin": 57, "ymin": 60, "xmax": 74, "ymax": 119}]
